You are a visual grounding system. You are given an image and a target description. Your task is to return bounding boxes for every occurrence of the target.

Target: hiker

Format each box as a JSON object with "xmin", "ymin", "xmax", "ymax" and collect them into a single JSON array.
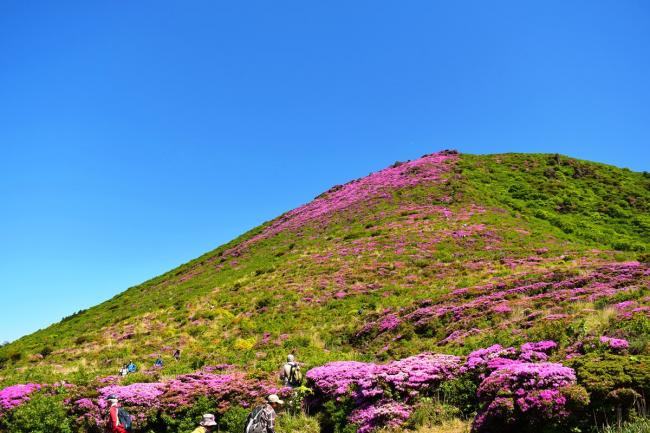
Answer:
[
  {"xmin": 106, "ymin": 394, "xmax": 132, "ymax": 433},
  {"xmin": 244, "ymin": 394, "xmax": 284, "ymax": 433},
  {"xmin": 119, "ymin": 364, "xmax": 128, "ymax": 377},
  {"xmin": 191, "ymin": 413, "xmax": 217, "ymax": 433},
  {"xmin": 173, "ymin": 349, "xmax": 181, "ymax": 361},
  {"xmin": 154, "ymin": 357, "xmax": 163, "ymax": 368},
  {"xmin": 126, "ymin": 361, "xmax": 137, "ymax": 373},
  {"xmin": 280, "ymin": 354, "xmax": 302, "ymax": 387}
]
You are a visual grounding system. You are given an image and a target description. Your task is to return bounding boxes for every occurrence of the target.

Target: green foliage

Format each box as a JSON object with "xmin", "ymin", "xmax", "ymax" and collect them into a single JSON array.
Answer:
[
  {"xmin": 318, "ymin": 398, "xmax": 357, "ymax": 433},
  {"xmin": 459, "ymin": 153, "xmax": 650, "ymax": 252},
  {"xmin": 0, "ymin": 390, "xmax": 72, "ymax": 433},
  {"xmin": 405, "ymin": 398, "xmax": 463, "ymax": 429},
  {"xmin": 599, "ymin": 418, "xmax": 650, "ymax": 433},
  {"xmin": 567, "ymin": 353, "xmax": 650, "ymax": 421},
  {"xmin": 219, "ymin": 405, "xmax": 250, "ymax": 433},
  {"xmin": 277, "ymin": 412, "xmax": 320, "ymax": 433},
  {"xmin": 439, "ymin": 376, "xmax": 478, "ymax": 417},
  {"xmin": 154, "ymin": 395, "xmax": 217, "ymax": 433}
]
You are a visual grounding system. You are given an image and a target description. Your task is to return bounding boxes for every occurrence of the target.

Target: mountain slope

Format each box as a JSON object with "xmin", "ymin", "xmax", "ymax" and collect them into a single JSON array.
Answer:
[{"xmin": 1, "ymin": 151, "xmax": 649, "ymax": 387}]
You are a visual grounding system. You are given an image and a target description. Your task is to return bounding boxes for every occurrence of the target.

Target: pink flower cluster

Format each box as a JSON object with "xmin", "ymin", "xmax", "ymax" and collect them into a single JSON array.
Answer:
[
  {"xmin": 455, "ymin": 341, "xmax": 588, "ymax": 432},
  {"xmin": 349, "ymin": 399, "xmax": 412, "ymax": 433},
  {"xmin": 378, "ymin": 314, "xmax": 401, "ymax": 332},
  {"xmin": 0, "ymin": 383, "xmax": 42, "ymax": 414},
  {"xmin": 472, "ymin": 361, "xmax": 582, "ymax": 433},
  {"xmin": 307, "ymin": 353, "xmax": 461, "ymax": 432},
  {"xmin": 599, "ymin": 336, "xmax": 629, "ymax": 350}
]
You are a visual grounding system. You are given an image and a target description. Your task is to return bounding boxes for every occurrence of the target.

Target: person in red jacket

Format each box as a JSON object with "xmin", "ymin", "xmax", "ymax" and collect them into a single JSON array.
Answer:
[{"xmin": 106, "ymin": 394, "xmax": 128, "ymax": 433}]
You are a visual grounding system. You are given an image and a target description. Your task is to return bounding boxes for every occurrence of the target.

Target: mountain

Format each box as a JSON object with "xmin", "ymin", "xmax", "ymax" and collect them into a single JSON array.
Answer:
[
  {"xmin": 1, "ymin": 151, "xmax": 649, "ymax": 432},
  {"xmin": 1, "ymin": 150, "xmax": 649, "ymax": 381}
]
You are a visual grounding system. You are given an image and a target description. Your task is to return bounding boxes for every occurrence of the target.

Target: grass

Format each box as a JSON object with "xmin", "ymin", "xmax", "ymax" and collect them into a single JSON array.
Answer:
[
  {"xmin": 599, "ymin": 419, "xmax": 650, "ymax": 433},
  {"xmin": 413, "ymin": 418, "xmax": 471, "ymax": 433}
]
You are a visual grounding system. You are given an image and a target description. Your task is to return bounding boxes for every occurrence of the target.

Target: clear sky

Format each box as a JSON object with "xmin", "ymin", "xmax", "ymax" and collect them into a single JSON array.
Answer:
[{"xmin": 1, "ymin": 1, "xmax": 648, "ymax": 343}]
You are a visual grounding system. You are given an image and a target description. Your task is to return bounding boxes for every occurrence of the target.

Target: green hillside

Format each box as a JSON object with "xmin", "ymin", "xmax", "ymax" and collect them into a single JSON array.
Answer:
[
  {"xmin": 1, "ymin": 151, "xmax": 649, "ymax": 433},
  {"xmin": 1, "ymin": 151, "xmax": 648, "ymax": 385}
]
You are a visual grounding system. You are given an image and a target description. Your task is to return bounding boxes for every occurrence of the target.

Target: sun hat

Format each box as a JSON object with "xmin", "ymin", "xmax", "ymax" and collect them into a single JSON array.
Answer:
[
  {"xmin": 287, "ymin": 354, "xmax": 295, "ymax": 362},
  {"xmin": 267, "ymin": 394, "xmax": 284, "ymax": 405},
  {"xmin": 200, "ymin": 414, "xmax": 217, "ymax": 426},
  {"xmin": 107, "ymin": 394, "xmax": 118, "ymax": 401}
]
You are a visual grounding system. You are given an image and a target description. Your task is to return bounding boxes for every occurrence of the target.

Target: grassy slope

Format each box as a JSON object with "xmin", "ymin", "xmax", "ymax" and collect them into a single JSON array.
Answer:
[{"xmin": 0, "ymin": 152, "xmax": 648, "ymax": 387}]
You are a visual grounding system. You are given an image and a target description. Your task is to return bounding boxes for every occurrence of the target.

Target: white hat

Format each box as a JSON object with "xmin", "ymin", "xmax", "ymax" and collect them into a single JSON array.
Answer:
[
  {"xmin": 287, "ymin": 354, "xmax": 295, "ymax": 362},
  {"xmin": 200, "ymin": 414, "xmax": 217, "ymax": 426},
  {"xmin": 267, "ymin": 394, "xmax": 284, "ymax": 405}
]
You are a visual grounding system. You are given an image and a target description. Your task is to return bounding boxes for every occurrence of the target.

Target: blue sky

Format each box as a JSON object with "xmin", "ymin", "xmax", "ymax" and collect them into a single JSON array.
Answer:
[{"xmin": 0, "ymin": 1, "xmax": 648, "ymax": 342}]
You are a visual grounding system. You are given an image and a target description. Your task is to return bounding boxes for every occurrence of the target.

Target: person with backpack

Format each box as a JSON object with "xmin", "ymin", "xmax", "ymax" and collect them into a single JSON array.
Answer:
[
  {"xmin": 280, "ymin": 354, "xmax": 302, "ymax": 387},
  {"xmin": 191, "ymin": 414, "xmax": 217, "ymax": 433},
  {"xmin": 154, "ymin": 357, "xmax": 163, "ymax": 368},
  {"xmin": 106, "ymin": 394, "xmax": 132, "ymax": 433},
  {"xmin": 244, "ymin": 394, "xmax": 283, "ymax": 433},
  {"xmin": 126, "ymin": 361, "xmax": 137, "ymax": 373}
]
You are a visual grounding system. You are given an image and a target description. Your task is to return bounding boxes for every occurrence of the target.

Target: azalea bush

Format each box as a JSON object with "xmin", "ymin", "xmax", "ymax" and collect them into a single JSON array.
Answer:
[
  {"xmin": 0, "ymin": 383, "xmax": 42, "ymax": 414},
  {"xmin": 472, "ymin": 362, "xmax": 588, "ymax": 433},
  {"xmin": 0, "ymin": 389, "xmax": 72, "ymax": 433},
  {"xmin": 307, "ymin": 353, "xmax": 462, "ymax": 433}
]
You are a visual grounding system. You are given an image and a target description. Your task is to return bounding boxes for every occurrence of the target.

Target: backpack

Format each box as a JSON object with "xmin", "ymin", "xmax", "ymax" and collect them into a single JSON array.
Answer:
[
  {"xmin": 288, "ymin": 363, "xmax": 302, "ymax": 387},
  {"xmin": 118, "ymin": 407, "xmax": 133, "ymax": 431},
  {"xmin": 244, "ymin": 405, "xmax": 266, "ymax": 433}
]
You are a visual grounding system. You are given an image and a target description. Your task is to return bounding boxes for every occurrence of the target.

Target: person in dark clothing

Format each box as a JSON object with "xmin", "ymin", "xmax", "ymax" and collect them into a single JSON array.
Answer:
[{"xmin": 245, "ymin": 394, "xmax": 283, "ymax": 433}]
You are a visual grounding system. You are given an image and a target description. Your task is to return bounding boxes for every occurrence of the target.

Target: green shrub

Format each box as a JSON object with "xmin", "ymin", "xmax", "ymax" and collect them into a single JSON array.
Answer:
[
  {"xmin": 318, "ymin": 398, "xmax": 356, "ymax": 433},
  {"xmin": 219, "ymin": 405, "xmax": 249, "ymax": 433},
  {"xmin": 406, "ymin": 398, "xmax": 462, "ymax": 428},
  {"xmin": 154, "ymin": 395, "xmax": 216, "ymax": 432},
  {"xmin": 121, "ymin": 371, "xmax": 160, "ymax": 385},
  {"xmin": 439, "ymin": 376, "xmax": 478, "ymax": 417},
  {"xmin": 569, "ymin": 354, "xmax": 650, "ymax": 399}
]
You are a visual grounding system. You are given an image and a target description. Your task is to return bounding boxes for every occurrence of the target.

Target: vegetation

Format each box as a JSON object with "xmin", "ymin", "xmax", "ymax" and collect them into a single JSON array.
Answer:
[{"xmin": 0, "ymin": 151, "xmax": 648, "ymax": 432}]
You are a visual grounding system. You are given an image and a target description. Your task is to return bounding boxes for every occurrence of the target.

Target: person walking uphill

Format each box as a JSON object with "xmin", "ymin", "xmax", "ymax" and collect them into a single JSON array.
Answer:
[
  {"xmin": 106, "ymin": 395, "xmax": 132, "ymax": 433},
  {"xmin": 280, "ymin": 354, "xmax": 302, "ymax": 387},
  {"xmin": 244, "ymin": 394, "xmax": 284, "ymax": 433},
  {"xmin": 191, "ymin": 414, "xmax": 217, "ymax": 433}
]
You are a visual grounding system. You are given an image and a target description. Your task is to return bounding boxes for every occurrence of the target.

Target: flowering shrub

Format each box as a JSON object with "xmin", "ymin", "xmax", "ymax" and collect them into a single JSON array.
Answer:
[
  {"xmin": 0, "ymin": 389, "xmax": 72, "ymax": 433},
  {"xmin": 599, "ymin": 336, "xmax": 630, "ymax": 351},
  {"xmin": 307, "ymin": 353, "xmax": 462, "ymax": 433},
  {"xmin": 348, "ymin": 400, "xmax": 412, "ymax": 433},
  {"xmin": 0, "ymin": 384, "xmax": 42, "ymax": 414},
  {"xmin": 472, "ymin": 361, "xmax": 588, "ymax": 433}
]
